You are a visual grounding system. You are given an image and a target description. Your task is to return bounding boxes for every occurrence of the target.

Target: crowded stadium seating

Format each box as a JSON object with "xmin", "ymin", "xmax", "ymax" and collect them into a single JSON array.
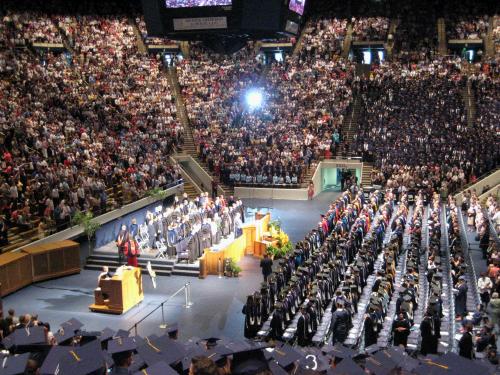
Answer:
[{"xmin": 0, "ymin": 0, "xmax": 499, "ymax": 370}]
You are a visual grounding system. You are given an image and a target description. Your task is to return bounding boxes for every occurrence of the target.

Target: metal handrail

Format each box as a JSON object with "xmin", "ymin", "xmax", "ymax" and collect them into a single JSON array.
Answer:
[{"xmin": 129, "ymin": 282, "xmax": 192, "ymax": 336}]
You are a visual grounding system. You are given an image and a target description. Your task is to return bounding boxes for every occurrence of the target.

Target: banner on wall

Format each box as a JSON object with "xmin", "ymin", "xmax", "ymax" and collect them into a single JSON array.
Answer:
[{"xmin": 173, "ymin": 17, "xmax": 227, "ymax": 30}]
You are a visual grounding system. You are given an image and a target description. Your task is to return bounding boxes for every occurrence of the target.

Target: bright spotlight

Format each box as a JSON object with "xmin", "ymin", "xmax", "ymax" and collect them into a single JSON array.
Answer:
[{"xmin": 245, "ymin": 89, "xmax": 264, "ymax": 110}]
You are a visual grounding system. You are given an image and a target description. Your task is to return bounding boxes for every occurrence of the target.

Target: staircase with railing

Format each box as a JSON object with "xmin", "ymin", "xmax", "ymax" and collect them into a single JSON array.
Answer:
[
  {"xmin": 341, "ymin": 21, "xmax": 353, "ymax": 58},
  {"xmin": 167, "ymin": 65, "xmax": 234, "ymax": 196},
  {"xmin": 336, "ymin": 93, "xmax": 362, "ymax": 157},
  {"xmin": 462, "ymin": 79, "xmax": 476, "ymax": 128},
  {"xmin": 437, "ymin": 18, "xmax": 447, "ymax": 55}
]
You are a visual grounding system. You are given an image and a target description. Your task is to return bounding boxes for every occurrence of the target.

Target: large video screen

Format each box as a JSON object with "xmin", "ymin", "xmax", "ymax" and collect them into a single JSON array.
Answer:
[
  {"xmin": 165, "ymin": 0, "xmax": 232, "ymax": 8},
  {"xmin": 289, "ymin": 0, "xmax": 306, "ymax": 15}
]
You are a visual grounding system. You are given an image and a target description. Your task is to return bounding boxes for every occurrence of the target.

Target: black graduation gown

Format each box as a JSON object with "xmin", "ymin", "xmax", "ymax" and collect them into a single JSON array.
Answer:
[
  {"xmin": 392, "ymin": 318, "xmax": 411, "ymax": 347},
  {"xmin": 270, "ymin": 309, "xmax": 286, "ymax": 339},
  {"xmin": 364, "ymin": 314, "xmax": 379, "ymax": 347},
  {"xmin": 420, "ymin": 317, "xmax": 437, "ymax": 355},
  {"xmin": 296, "ymin": 313, "xmax": 310, "ymax": 346},
  {"xmin": 330, "ymin": 309, "xmax": 350, "ymax": 344},
  {"xmin": 455, "ymin": 283, "xmax": 468, "ymax": 316},
  {"xmin": 458, "ymin": 332, "xmax": 474, "ymax": 359}
]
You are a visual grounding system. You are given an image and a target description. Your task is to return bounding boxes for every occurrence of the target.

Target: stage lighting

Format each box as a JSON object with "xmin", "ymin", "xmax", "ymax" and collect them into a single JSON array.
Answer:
[{"xmin": 245, "ymin": 89, "xmax": 264, "ymax": 110}]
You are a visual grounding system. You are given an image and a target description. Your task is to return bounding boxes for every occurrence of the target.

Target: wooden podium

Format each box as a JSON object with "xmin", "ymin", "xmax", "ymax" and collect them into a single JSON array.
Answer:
[{"xmin": 89, "ymin": 267, "xmax": 143, "ymax": 314}]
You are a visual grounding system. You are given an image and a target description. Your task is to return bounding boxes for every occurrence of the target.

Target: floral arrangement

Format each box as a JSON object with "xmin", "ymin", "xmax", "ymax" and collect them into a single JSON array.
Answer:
[{"xmin": 266, "ymin": 220, "xmax": 292, "ymax": 258}]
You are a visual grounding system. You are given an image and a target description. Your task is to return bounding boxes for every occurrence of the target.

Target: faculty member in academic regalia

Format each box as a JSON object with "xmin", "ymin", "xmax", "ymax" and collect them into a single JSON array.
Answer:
[
  {"xmin": 115, "ymin": 225, "xmax": 129, "ymax": 265},
  {"xmin": 124, "ymin": 238, "xmax": 140, "ymax": 267}
]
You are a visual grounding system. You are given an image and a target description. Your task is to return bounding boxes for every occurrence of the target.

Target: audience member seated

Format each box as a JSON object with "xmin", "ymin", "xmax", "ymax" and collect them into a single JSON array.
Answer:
[
  {"xmin": 351, "ymin": 17, "xmax": 389, "ymax": 41},
  {"xmin": 447, "ymin": 15, "xmax": 490, "ymax": 40},
  {"xmin": 353, "ymin": 57, "xmax": 498, "ymax": 194}
]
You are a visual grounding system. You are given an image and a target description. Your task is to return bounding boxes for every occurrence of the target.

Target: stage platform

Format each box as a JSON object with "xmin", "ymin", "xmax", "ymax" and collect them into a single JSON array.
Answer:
[{"xmin": 85, "ymin": 244, "xmax": 200, "ymax": 277}]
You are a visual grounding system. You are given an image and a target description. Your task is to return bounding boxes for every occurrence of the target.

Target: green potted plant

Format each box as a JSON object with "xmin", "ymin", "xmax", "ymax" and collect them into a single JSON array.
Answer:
[
  {"xmin": 232, "ymin": 264, "xmax": 242, "ymax": 277},
  {"xmin": 146, "ymin": 187, "xmax": 169, "ymax": 201},
  {"xmin": 73, "ymin": 211, "xmax": 101, "ymax": 257}
]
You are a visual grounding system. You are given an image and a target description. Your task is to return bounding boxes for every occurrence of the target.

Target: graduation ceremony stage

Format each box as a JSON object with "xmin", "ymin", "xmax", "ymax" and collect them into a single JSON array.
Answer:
[{"xmin": 2, "ymin": 194, "xmax": 338, "ymax": 341}]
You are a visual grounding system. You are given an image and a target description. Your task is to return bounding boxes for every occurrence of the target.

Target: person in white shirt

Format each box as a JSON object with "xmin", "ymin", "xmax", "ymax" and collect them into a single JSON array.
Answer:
[{"xmin": 478, "ymin": 272, "xmax": 493, "ymax": 309}]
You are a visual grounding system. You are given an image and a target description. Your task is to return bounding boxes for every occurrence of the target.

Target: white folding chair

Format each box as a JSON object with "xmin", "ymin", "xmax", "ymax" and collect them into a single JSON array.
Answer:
[{"xmin": 155, "ymin": 240, "xmax": 168, "ymax": 259}]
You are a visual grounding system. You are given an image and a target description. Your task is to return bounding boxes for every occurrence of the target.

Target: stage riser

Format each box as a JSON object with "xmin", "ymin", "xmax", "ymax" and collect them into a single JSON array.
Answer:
[
  {"xmin": 89, "ymin": 254, "xmax": 176, "ymax": 266},
  {"xmin": 85, "ymin": 255, "xmax": 200, "ymax": 277},
  {"xmin": 84, "ymin": 264, "xmax": 173, "ymax": 277},
  {"xmin": 85, "ymin": 259, "xmax": 174, "ymax": 271}
]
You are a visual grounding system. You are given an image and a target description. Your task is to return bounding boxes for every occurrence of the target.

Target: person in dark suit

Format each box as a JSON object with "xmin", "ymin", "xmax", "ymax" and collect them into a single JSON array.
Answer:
[
  {"xmin": 260, "ymin": 254, "xmax": 273, "ymax": 282},
  {"xmin": 459, "ymin": 323, "xmax": 474, "ymax": 359}
]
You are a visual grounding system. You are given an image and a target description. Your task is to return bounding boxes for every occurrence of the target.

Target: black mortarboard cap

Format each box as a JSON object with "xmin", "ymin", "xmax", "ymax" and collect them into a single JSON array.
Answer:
[
  {"xmin": 364, "ymin": 351, "xmax": 398, "ymax": 375},
  {"xmin": 11, "ymin": 326, "xmax": 47, "ymax": 346},
  {"xmin": 129, "ymin": 353, "xmax": 146, "ymax": 373},
  {"xmin": 60, "ymin": 318, "xmax": 84, "ymax": 333},
  {"xmin": 179, "ymin": 343, "xmax": 206, "ymax": 372},
  {"xmin": 136, "ymin": 335, "xmax": 185, "ymax": 366},
  {"xmin": 381, "ymin": 347, "xmax": 419, "ymax": 372},
  {"xmin": 39, "ymin": 345, "xmax": 72, "ymax": 375},
  {"xmin": 271, "ymin": 344, "xmax": 303, "ymax": 370},
  {"xmin": 133, "ymin": 360, "xmax": 178, "ymax": 375},
  {"xmin": 58, "ymin": 340, "xmax": 106, "ymax": 375},
  {"xmin": 107, "ymin": 336, "xmax": 137, "ymax": 355},
  {"xmin": 364, "ymin": 344, "xmax": 380, "ymax": 355},
  {"xmin": 100, "ymin": 328, "xmax": 115, "ymax": 342},
  {"xmin": 298, "ymin": 347, "xmax": 331, "ymax": 373},
  {"xmin": 327, "ymin": 357, "xmax": 364, "ymax": 375},
  {"xmin": 322, "ymin": 344, "xmax": 356, "ymax": 359},
  {"xmin": 0, "ymin": 353, "xmax": 30, "ymax": 375},
  {"xmin": 115, "ymin": 329, "xmax": 130, "ymax": 338},
  {"xmin": 412, "ymin": 361, "xmax": 450, "ymax": 375},
  {"xmin": 232, "ymin": 348, "xmax": 269, "ymax": 375},
  {"xmin": 54, "ymin": 319, "xmax": 83, "ymax": 345},
  {"xmin": 438, "ymin": 352, "xmax": 488, "ymax": 375},
  {"xmin": 268, "ymin": 360, "xmax": 288, "ymax": 375}
]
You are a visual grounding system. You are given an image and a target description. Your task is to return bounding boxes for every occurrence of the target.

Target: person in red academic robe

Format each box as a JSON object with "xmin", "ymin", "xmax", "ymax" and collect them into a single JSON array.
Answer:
[{"xmin": 124, "ymin": 238, "xmax": 140, "ymax": 267}]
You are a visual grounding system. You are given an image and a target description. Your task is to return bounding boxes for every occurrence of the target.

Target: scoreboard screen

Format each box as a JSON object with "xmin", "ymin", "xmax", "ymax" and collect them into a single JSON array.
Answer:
[
  {"xmin": 165, "ymin": 0, "xmax": 232, "ymax": 8},
  {"xmin": 289, "ymin": 0, "xmax": 306, "ymax": 15}
]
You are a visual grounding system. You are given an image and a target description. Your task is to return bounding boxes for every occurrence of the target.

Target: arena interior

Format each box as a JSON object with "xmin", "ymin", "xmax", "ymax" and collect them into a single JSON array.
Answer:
[{"xmin": 0, "ymin": 0, "xmax": 499, "ymax": 374}]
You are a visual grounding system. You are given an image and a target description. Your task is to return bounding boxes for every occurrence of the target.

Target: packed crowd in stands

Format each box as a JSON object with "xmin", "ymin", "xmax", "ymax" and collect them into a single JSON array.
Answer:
[
  {"xmin": 0, "ymin": 6, "xmax": 183, "ymax": 246},
  {"xmin": 351, "ymin": 16, "xmax": 389, "ymax": 41},
  {"xmin": 447, "ymin": 15, "xmax": 490, "ymax": 40},
  {"xmin": 393, "ymin": 1, "xmax": 438, "ymax": 62},
  {"xmin": 136, "ymin": 15, "xmax": 177, "ymax": 46},
  {"xmin": 353, "ymin": 57, "xmax": 499, "ymax": 195},
  {"xmin": 301, "ymin": 17, "xmax": 347, "ymax": 58},
  {"xmin": 178, "ymin": 18, "xmax": 354, "ymax": 187}
]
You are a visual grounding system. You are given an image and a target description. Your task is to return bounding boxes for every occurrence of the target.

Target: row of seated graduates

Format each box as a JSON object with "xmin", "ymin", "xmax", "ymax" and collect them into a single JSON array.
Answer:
[
  {"xmin": 363, "ymin": 191, "xmax": 415, "ymax": 348},
  {"xmin": 278, "ymin": 189, "xmax": 388, "ymax": 346},
  {"xmin": 242, "ymin": 187, "xmax": 381, "ymax": 342},
  {"xmin": 389, "ymin": 193, "xmax": 430, "ymax": 348},
  {"xmin": 354, "ymin": 194, "xmax": 410, "ymax": 347},
  {"xmin": 341, "ymin": 192, "xmax": 400, "ymax": 347},
  {"xmin": 327, "ymin": 195, "xmax": 395, "ymax": 346},
  {"xmin": 291, "ymin": 201, "xmax": 386, "ymax": 347},
  {"xmin": 448, "ymin": 199, "xmax": 474, "ymax": 318},
  {"xmin": 252, "ymin": 187, "xmax": 368, "ymax": 341},
  {"xmin": 418, "ymin": 192, "xmax": 447, "ymax": 354}
]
